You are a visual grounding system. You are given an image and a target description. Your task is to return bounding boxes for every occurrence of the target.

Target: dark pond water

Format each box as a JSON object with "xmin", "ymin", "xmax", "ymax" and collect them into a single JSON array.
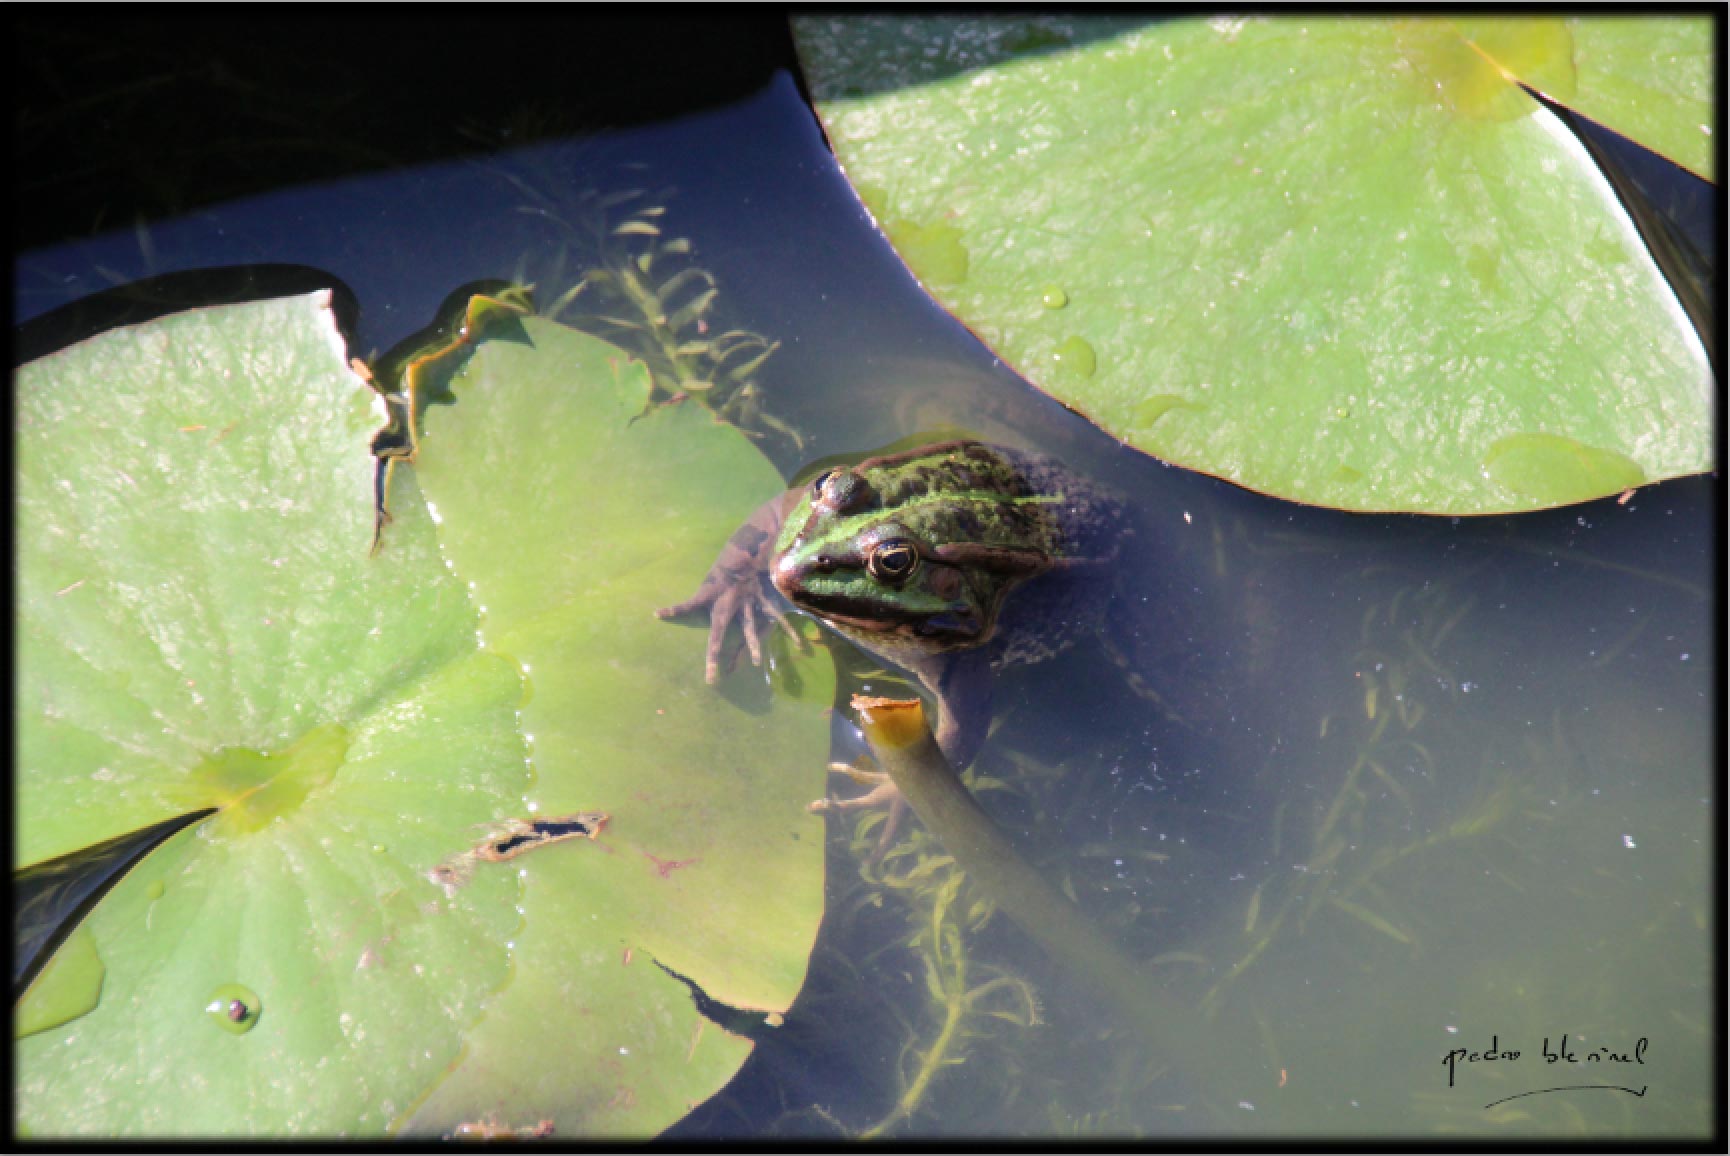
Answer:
[{"xmin": 15, "ymin": 17, "xmax": 1718, "ymax": 1140}]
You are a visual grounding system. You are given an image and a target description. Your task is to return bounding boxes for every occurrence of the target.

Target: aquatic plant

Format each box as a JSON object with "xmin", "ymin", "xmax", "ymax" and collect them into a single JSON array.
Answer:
[
  {"xmin": 840, "ymin": 808, "xmax": 1042, "ymax": 1137},
  {"xmin": 526, "ymin": 190, "xmax": 802, "ymax": 453}
]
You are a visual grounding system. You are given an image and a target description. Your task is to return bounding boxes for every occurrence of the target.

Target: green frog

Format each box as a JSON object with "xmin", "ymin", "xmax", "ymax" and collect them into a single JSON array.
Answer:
[{"xmin": 657, "ymin": 439, "xmax": 1130, "ymax": 836}]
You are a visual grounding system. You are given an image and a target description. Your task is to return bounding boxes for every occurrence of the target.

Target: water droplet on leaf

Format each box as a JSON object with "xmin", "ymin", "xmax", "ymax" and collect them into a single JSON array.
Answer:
[
  {"xmin": 205, "ymin": 983, "xmax": 262, "ymax": 1034},
  {"xmin": 1051, "ymin": 336, "xmax": 1097, "ymax": 379}
]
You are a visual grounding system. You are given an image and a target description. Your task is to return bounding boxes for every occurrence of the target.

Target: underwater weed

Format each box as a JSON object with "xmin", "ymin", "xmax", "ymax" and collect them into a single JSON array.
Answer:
[
  {"xmin": 828, "ymin": 804, "xmax": 1041, "ymax": 1137},
  {"xmin": 524, "ymin": 189, "xmax": 801, "ymax": 453}
]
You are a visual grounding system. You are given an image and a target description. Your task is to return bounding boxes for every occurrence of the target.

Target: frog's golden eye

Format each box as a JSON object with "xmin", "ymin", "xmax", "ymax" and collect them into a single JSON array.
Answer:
[{"xmin": 867, "ymin": 538, "xmax": 920, "ymax": 584}]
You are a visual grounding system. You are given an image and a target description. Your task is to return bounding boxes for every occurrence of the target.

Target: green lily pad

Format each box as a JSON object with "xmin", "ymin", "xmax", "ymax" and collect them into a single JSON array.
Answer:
[
  {"xmin": 1564, "ymin": 17, "xmax": 1715, "ymax": 181},
  {"xmin": 16, "ymin": 292, "xmax": 527, "ymax": 1134},
  {"xmin": 15, "ymin": 293, "xmax": 834, "ymax": 1136},
  {"xmin": 15, "ymin": 809, "xmax": 214, "ymax": 991},
  {"xmin": 793, "ymin": 15, "xmax": 1714, "ymax": 513},
  {"xmin": 397, "ymin": 317, "xmax": 833, "ymax": 1135}
]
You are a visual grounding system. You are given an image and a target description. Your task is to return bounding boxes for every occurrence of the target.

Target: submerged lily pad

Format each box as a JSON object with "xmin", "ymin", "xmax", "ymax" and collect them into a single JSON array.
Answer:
[
  {"xmin": 16, "ymin": 926, "xmax": 106, "ymax": 1040},
  {"xmin": 794, "ymin": 15, "xmax": 1714, "ymax": 513},
  {"xmin": 15, "ymin": 292, "xmax": 833, "ymax": 1136}
]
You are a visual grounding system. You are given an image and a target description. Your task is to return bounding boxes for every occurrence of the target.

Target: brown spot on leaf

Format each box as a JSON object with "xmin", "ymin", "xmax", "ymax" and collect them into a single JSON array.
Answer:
[{"xmin": 644, "ymin": 851, "xmax": 699, "ymax": 879}]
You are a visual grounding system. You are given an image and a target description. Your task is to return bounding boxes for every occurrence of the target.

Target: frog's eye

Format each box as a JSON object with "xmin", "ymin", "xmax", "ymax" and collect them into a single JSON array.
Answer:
[
  {"xmin": 866, "ymin": 538, "xmax": 920, "ymax": 584},
  {"xmin": 812, "ymin": 467, "xmax": 873, "ymax": 513},
  {"xmin": 811, "ymin": 468, "xmax": 842, "ymax": 498}
]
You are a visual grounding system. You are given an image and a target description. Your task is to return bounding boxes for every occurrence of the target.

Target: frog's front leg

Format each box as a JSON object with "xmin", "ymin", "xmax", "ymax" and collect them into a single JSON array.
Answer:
[
  {"xmin": 656, "ymin": 490, "xmax": 804, "ymax": 683},
  {"xmin": 923, "ymin": 647, "xmax": 994, "ymax": 770}
]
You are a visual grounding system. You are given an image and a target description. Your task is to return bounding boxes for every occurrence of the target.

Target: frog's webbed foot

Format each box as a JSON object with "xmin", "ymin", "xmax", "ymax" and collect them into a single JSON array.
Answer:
[
  {"xmin": 655, "ymin": 491, "xmax": 803, "ymax": 683},
  {"xmin": 656, "ymin": 570, "xmax": 803, "ymax": 684},
  {"xmin": 810, "ymin": 763, "xmax": 909, "ymax": 863}
]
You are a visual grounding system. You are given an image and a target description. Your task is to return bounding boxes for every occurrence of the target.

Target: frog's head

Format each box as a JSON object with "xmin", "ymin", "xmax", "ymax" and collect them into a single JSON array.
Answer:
[{"xmin": 770, "ymin": 463, "xmax": 1053, "ymax": 655}]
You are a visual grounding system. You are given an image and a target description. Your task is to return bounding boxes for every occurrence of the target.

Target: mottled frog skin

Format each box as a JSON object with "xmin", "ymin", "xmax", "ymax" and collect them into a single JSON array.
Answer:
[{"xmin": 658, "ymin": 439, "xmax": 1130, "ymax": 772}]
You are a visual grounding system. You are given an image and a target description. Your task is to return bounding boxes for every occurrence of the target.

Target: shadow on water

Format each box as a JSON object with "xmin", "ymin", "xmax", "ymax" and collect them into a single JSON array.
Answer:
[{"xmin": 15, "ymin": 16, "xmax": 802, "ymax": 253}]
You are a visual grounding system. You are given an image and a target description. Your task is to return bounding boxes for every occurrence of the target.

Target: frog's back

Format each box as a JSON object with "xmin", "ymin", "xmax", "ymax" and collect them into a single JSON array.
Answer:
[
  {"xmin": 853, "ymin": 440, "xmax": 1127, "ymax": 566},
  {"xmin": 852, "ymin": 440, "xmax": 1128, "ymax": 669}
]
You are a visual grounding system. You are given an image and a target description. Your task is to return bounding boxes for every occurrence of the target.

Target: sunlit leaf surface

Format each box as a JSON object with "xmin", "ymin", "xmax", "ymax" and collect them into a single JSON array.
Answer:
[
  {"xmin": 15, "ymin": 295, "xmax": 833, "ymax": 1136},
  {"xmin": 1450, "ymin": 17, "xmax": 1714, "ymax": 178},
  {"xmin": 16, "ymin": 293, "xmax": 525, "ymax": 1133},
  {"xmin": 399, "ymin": 317, "xmax": 833, "ymax": 1136},
  {"xmin": 794, "ymin": 15, "xmax": 1714, "ymax": 513},
  {"xmin": 1563, "ymin": 17, "xmax": 1714, "ymax": 180}
]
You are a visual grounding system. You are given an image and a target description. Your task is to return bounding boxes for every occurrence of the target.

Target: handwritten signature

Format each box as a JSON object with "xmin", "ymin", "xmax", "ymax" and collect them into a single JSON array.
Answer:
[{"xmin": 1442, "ymin": 1034, "xmax": 1649, "ymax": 1110}]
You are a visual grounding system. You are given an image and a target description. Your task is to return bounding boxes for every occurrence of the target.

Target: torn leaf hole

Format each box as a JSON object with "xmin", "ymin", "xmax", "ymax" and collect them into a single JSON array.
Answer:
[
  {"xmin": 429, "ymin": 811, "xmax": 608, "ymax": 895},
  {"xmin": 487, "ymin": 816, "xmax": 601, "ymax": 855}
]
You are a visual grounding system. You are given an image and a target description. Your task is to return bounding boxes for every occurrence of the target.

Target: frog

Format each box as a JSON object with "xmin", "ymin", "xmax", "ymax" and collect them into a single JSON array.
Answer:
[{"xmin": 656, "ymin": 438, "xmax": 1131, "ymax": 843}]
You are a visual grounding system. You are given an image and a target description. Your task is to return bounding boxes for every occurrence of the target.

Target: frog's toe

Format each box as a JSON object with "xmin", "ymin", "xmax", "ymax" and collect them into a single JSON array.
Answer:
[
  {"xmin": 825, "ymin": 761, "xmax": 889, "ymax": 788},
  {"xmin": 810, "ymin": 762, "xmax": 901, "ymax": 814},
  {"xmin": 810, "ymin": 769, "xmax": 909, "ymax": 863},
  {"xmin": 758, "ymin": 591, "xmax": 808, "ymax": 649},
  {"xmin": 702, "ymin": 588, "xmax": 746, "ymax": 684},
  {"xmin": 655, "ymin": 584, "xmax": 716, "ymax": 620},
  {"xmin": 808, "ymin": 777, "xmax": 900, "ymax": 813},
  {"xmin": 738, "ymin": 595, "xmax": 765, "ymax": 668}
]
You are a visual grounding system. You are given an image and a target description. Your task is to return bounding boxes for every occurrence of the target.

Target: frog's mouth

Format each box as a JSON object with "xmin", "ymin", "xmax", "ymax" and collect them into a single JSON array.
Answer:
[
  {"xmin": 778, "ymin": 584, "xmax": 989, "ymax": 646},
  {"xmin": 786, "ymin": 590, "xmax": 965, "ymax": 635}
]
